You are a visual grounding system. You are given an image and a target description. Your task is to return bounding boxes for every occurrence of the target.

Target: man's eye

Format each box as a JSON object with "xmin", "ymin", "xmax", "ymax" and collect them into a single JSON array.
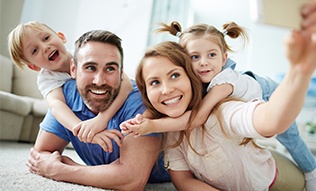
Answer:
[
  {"xmin": 106, "ymin": 67, "xmax": 115, "ymax": 72},
  {"xmin": 86, "ymin": 66, "xmax": 96, "ymax": 71}
]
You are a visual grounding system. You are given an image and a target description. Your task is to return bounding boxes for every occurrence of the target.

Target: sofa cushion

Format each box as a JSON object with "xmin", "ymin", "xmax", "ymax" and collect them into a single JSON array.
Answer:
[
  {"xmin": 0, "ymin": 91, "xmax": 32, "ymax": 116},
  {"xmin": 0, "ymin": 55, "xmax": 13, "ymax": 92},
  {"xmin": 13, "ymin": 66, "xmax": 43, "ymax": 99}
]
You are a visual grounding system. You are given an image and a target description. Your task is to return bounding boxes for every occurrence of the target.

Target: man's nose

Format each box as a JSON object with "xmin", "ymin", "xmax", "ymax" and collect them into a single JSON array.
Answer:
[{"xmin": 92, "ymin": 72, "xmax": 107, "ymax": 85}]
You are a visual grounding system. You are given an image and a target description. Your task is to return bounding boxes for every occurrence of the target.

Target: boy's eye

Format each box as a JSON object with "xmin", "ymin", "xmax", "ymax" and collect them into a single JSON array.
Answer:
[
  {"xmin": 44, "ymin": 35, "xmax": 50, "ymax": 41},
  {"xmin": 32, "ymin": 48, "xmax": 38, "ymax": 55}
]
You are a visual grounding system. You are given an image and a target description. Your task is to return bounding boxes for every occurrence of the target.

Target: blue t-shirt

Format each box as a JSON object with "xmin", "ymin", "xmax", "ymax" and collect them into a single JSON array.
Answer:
[{"xmin": 40, "ymin": 79, "xmax": 170, "ymax": 182}]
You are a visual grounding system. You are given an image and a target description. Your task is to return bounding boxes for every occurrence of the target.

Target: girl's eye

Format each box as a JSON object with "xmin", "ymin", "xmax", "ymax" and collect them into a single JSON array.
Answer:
[
  {"xmin": 171, "ymin": 73, "xmax": 180, "ymax": 79},
  {"xmin": 191, "ymin": 55, "xmax": 199, "ymax": 61},
  {"xmin": 209, "ymin": 53, "xmax": 216, "ymax": 58}
]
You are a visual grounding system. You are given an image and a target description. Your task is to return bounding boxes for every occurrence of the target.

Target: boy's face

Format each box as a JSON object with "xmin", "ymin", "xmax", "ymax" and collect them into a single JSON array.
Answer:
[
  {"xmin": 22, "ymin": 27, "xmax": 70, "ymax": 72},
  {"xmin": 186, "ymin": 38, "xmax": 227, "ymax": 83},
  {"xmin": 70, "ymin": 41, "xmax": 122, "ymax": 114}
]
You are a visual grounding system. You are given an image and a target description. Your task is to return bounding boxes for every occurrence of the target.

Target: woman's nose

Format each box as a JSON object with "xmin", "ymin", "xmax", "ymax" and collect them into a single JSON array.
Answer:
[{"xmin": 161, "ymin": 82, "xmax": 174, "ymax": 95}]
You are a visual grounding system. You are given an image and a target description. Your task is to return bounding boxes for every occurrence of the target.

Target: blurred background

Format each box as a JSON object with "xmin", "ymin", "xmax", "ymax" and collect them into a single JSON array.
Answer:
[{"xmin": 1, "ymin": 0, "xmax": 315, "ymax": 129}]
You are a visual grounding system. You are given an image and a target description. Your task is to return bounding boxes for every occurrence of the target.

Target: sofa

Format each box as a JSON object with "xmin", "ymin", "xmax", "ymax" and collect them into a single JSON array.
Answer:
[{"xmin": 0, "ymin": 54, "xmax": 48, "ymax": 142}]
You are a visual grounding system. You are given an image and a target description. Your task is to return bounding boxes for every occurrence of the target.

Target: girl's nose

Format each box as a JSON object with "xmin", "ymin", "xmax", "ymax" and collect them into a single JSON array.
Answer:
[{"xmin": 199, "ymin": 57, "xmax": 208, "ymax": 66}]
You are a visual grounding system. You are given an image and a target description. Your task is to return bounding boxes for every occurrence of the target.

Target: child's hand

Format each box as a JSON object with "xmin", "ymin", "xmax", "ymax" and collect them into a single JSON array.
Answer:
[
  {"xmin": 91, "ymin": 129, "xmax": 124, "ymax": 152},
  {"xmin": 73, "ymin": 116, "xmax": 108, "ymax": 143},
  {"xmin": 120, "ymin": 114, "xmax": 153, "ymax": 136}
]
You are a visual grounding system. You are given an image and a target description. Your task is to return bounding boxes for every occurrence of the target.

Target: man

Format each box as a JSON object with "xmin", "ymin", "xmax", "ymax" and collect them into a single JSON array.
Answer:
[{"xmin": 27, "ymin": 30, "xmax": 170, "ymax": 190}]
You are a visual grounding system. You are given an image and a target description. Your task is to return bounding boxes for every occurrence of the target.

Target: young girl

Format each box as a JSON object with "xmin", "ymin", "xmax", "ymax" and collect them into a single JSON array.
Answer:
[
  {"xmin": 127, "ymin": 36, "xmax": 316, "ymax": 190},
  {"xmin": 121, "ymin": 21, "xmax": 316, "ymax": 189},
  {"xmin": 8, "ymin": 21, "xmax": 132, "ymax": 149}
]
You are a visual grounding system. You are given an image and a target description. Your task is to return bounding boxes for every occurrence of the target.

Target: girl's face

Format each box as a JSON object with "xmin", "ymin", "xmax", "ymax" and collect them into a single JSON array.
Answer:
[
  {"xmin": 142, "ymin": 56, "xmax": 192, "ymax": 118},
  {"xmin": 22, "ymin": 27, "xmax": 70, "ymax": 72},
  {"xmin": 186, "ymin": 38, "xmax": 227, "ymax": 83}
]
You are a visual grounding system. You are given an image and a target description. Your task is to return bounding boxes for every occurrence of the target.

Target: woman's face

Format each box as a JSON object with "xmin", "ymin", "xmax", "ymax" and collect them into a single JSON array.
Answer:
[{"xmin": 142, "ymin": 56, "xmax": 192, "ymax": 118}]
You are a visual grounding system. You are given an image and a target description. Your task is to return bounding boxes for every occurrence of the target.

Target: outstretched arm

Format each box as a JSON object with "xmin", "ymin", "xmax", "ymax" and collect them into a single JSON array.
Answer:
[
  {"xmin": 254, "ymin": 19, "xmax": 316, "ymax": 136},
  {"xmin": 73, "ymin": 72, "xmax": 132, "ymax": 142}
]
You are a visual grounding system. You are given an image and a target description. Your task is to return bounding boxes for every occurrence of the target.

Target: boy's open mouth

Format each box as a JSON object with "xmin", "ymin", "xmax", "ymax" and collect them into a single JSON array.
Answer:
[{"xmin": 49, "ymin": 50, "xmax": 59, "ymax": 61}]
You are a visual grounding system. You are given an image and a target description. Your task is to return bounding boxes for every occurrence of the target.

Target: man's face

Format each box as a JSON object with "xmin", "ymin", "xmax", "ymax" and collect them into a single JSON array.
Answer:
[{"xmin": 71, "ymin": 41, "xmax": 122, "ymax": 114}]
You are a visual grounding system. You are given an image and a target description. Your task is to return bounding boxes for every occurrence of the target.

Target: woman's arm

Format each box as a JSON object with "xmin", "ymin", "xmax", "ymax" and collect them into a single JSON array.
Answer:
[{"xmin": 254, "ymin": 29, "xmax": 316, "ymax": 137}]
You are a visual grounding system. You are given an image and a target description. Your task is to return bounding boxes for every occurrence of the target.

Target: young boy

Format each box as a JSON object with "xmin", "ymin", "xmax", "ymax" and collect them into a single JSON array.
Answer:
[{"xmin": 8, "ymin": 21, "xmax": 132, "ymax": 149}]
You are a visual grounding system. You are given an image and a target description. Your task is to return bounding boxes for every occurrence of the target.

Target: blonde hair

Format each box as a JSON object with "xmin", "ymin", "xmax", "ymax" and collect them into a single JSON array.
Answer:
[{"xmin": 7, "ymin": 21, "xmax": 58, "ymax": 69}]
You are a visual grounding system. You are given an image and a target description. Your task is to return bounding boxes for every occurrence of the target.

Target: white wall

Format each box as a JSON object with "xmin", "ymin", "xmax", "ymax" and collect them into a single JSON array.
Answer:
[{"xmin": 20, "ymin": 0, "xmax": 153, "ymax": 79}]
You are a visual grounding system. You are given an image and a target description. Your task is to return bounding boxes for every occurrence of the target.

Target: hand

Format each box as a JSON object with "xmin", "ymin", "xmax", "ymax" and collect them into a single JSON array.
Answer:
[
  {"xmin": 73, "ymin": 115, "xmax": 108, "ymax": 143},
  {"xmin": 120, "ymin": 114, "xmax": 143, "ymax": 135},
  {"xmin": 120, "ymin": 114, "xmax": 153, "ymax": 136},
  {"xmin": 26, "ymin": 148, "xmax": 62, "ymax": 181},
  {"xmin": 91, "ymin": 130, "xmax": 125, "ymax": 152}
]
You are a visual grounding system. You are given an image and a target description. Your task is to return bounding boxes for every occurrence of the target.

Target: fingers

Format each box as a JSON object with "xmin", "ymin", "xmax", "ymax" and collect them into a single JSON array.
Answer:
[
  {"xmin": 26, "ymin": 148, "xmax": 40, "ymax": 174},
  {"xmin": 301, "ymin": 1, "xmax": 316, "ymax": 30},
  {"xmin": 94, "ymin": 130, "xmax": 124, "ymax": 152}
]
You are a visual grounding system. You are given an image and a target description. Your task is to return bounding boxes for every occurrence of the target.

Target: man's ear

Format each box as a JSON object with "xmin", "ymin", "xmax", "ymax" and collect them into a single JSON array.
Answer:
[
  {"xmin": 27, "ymin": 63, "xmax": 41, "ymax": 71},
  {"xmin": 70, "ymin": 58, "xmax": 76, "ymax": 79},
  {"xmin": 57, "ymin": 32, "xmax": 67, "ymax": 43},
  {"xmin": 222, "ymin": 52, "xmax": 228, "ymax": 67}
]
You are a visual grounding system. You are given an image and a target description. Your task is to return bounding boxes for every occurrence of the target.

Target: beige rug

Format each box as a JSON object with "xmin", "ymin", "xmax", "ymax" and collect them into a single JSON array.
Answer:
[{"xmin": 0, "ymin": 141, "xmax": 176, "ymax": 191}]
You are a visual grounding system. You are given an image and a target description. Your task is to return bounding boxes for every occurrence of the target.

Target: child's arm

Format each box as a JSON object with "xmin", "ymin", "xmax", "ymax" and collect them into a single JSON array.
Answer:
[
  {"xmin": 120, "ymin": 84, "xmax": 233, "ymax": 135},
  {"xmin": 73, "ymin": 72, "xmax": 133, "ymax": 142},
  {"xmin": 46, "ymin": 87, "xmax": 82, "ymax": 131}
]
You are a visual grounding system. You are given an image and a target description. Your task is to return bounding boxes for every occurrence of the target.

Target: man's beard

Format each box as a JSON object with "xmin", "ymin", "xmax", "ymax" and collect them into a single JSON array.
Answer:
[{"xmin": 79, "ymin": 83, "xmax": 120, "ymax": 113}]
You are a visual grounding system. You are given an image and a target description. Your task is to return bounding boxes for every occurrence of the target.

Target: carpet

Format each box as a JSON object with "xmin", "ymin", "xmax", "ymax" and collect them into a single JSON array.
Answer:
[{"xmin": 0, "ymin": 141, "xmax": 176, "ymax": 191}]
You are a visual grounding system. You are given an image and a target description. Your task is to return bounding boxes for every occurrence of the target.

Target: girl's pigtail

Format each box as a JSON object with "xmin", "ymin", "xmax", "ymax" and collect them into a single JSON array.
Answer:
[
  {"xmin": 223, "ymin": 22, "xmax": 249, "ymax": 49},
  {"xmin": 156, "ymin": 21, "xmax": 183, "ymax": 38}
]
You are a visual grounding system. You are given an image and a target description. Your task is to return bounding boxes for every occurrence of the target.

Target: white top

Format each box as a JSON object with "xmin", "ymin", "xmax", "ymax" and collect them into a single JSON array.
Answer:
[
  {"xmin": 164, "ymin": 99, "xmax": 275, "ymax": 191},
  {"xmin": 37, "ymin": 68, "xmax": 71, "ymax": 98},
  {"xmin": 207, "ymin": 68, "xmax": 262, "ymax": 101}
]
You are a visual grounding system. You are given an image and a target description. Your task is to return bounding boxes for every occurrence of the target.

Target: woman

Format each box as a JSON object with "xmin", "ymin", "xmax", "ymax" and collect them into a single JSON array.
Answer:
[{"xmin": 123, "ymin": 21, "xmax": 316, "ymax": 189}]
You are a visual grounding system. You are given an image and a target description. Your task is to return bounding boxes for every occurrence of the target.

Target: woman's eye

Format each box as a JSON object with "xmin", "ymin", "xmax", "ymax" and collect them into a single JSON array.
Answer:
[
  {"xmin": 150, "ymin": 80, "xmax": 159, "ymax": 86},
  {"xmin": 171, "ymin": 73, "xmax": 180, "ymax": 79}
]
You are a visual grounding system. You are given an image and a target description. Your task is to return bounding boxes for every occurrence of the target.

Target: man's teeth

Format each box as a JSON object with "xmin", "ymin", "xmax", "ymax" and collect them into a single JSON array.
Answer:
[
  {"xmin": 91, "ymin": 89, "xmax": 107, "ymax": 94},
  {"xmin": 164, "ymin": 97, "xmax": 180, "ymax": 105}
]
